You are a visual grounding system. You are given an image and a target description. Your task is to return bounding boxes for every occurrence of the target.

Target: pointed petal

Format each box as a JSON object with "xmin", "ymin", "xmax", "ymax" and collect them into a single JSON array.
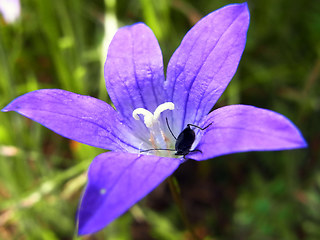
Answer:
[
  {"xmin": 165, "ymin": 3, "xmax": 250, "ymax": 132},
  {"xmin": 189, "ymin": 105, "xmax": 307, "ymax": 161},
  {"xmin": 2, "ymin": 89, "xmax": 140, "ymax": 151},
  {"xmin": 78, "ymin": 152, "xmax": 180, "ymax": 235},
  {"xmin": 105, "ymin": 23, "xmax": 166, "ymax": 139}
]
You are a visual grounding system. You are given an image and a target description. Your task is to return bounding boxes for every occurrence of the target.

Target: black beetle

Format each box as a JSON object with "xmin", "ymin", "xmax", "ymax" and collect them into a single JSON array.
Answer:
[{"xmin": 141, "ymin": 118, "xmax": 212, "ymax": 159}]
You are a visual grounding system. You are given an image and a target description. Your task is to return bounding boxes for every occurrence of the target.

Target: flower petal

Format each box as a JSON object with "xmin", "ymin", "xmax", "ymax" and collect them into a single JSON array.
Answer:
[
  {"xmin": 0, "ymin": 0, "xmax": 20, "ymax": 23},
  {"xmin": 2, "ymin": 89, "xmax": 140, "ymax": 151},
  {"xmin": 77, "ymin": 152, "xmax": 180, "ymax": 235},
  {"xmin": 189, "ymin": 105, "xmax": 307, "ymax": 161},
  {"xmin": 165, "ymin": 3, "xmax": 250, "ymax": 133},
  {"xmin": 105, "ymin": 23, "xmax": 166, "ymax": 138}
]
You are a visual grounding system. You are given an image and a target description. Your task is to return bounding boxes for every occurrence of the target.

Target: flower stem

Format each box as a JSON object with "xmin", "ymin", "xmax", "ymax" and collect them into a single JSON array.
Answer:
[{"xmin": 167, "ymin": 176, "xmax": 199, "ymax": 240}]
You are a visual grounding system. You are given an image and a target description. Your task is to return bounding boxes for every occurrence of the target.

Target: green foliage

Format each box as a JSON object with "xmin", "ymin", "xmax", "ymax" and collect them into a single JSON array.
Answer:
[{"xmin": 0, "ymin": 0, "xmax": 319, "ymax": 239}]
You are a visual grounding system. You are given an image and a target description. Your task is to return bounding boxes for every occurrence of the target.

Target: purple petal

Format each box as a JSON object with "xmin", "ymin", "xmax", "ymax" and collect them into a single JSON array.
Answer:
[
  {"xmin": 105, "ymin": 23, "xmax": 166, "ymax": 139},
  {"xmin": 2, "ymin": 89, "xmax": 140, "ymax": 151},
  {"xmin": 165, "ymin": 3, "xmax": 250, "ymax": 133},
  {"xmin": 77, "ymin": 152, "xmax": 180, "ymax": 235},
  {"xmin": 189, "ymin": 105, "xmax": 307, "ymax": 161}
]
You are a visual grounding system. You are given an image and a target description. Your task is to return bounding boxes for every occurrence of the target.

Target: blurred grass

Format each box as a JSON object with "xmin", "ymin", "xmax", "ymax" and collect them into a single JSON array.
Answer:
[{"xmin": 0, "ymin": 0, "xmax": 319, "ymax": 239}]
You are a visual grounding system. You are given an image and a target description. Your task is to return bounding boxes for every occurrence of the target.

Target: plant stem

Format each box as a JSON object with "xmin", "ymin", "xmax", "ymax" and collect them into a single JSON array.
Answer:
[{"xmin": 167, "ymin": 176, "xmax": 199, "ymax": 240}]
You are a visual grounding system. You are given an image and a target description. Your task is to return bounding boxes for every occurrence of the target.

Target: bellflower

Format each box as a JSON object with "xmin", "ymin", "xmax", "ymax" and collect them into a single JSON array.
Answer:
[
  {"xmin": 0, "ymin": 0, "xmax": 20, "ymax": 23},
  {"xmin": 2, "ymin": 3, "xmax": 306, "ymax": 235}
]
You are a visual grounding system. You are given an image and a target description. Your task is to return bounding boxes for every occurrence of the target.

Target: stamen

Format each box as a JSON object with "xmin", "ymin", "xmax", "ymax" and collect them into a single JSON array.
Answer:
[
  {"xmin": 132, "ymin": 108, "xmax": 154, "ymax": 128},
  {"xmin": 153, "ymin": 102, "xmax": 175, "ymax": 121}
]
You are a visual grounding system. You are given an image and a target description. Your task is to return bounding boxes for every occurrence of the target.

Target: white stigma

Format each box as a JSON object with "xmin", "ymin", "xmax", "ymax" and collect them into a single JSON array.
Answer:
[
  {"xmin": 132, "ymin": 102, "xmax": 175, "ymax": 128},
  {"xmin": 153, "ymin": 102, "xmax": 174, "ymax": 121},
  {"xmin": 132, "ymin": 108, "xmax": 154, "ymax": 128}
]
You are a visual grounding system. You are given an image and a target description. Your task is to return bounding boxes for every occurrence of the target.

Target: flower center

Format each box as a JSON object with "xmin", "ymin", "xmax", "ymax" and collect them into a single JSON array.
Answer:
[{"xmin": 132, "ymin": 102, "xmax": 175, "ymax": 154}]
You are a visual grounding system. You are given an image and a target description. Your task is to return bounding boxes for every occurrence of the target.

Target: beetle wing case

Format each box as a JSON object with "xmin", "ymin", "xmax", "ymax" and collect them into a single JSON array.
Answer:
[{"xmin": 175, "ymin": 126, "xmax": 196, "ymax": 155}]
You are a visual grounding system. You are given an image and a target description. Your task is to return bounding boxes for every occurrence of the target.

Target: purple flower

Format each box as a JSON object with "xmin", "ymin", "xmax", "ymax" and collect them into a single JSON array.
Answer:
[
  {"xmin": 2, "ymin": 3, "xmax": 306, "ymax": 235},
  {"xmin": 0, "ymin": 0, "xmax": 20, "ymax": 23}
]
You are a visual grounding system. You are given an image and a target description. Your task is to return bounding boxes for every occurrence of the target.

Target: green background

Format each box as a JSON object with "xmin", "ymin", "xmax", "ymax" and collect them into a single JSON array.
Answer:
[{"xmin": 0, "ymin": 0, "xmax": 318, "ymax": 239}]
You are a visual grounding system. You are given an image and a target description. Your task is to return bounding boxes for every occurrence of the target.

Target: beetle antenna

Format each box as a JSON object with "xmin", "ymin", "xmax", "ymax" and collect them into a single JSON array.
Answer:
[
  {"xmin": 166, "ymin": 117, "xmax": 177, "ymax": 140},
  {"xmin": 187, "ymin": 122, "xmax": 213, "ymax": 131},
  {"xmin": 140, "ymin": 148, "xmax": 176, "ymax": 153}
]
